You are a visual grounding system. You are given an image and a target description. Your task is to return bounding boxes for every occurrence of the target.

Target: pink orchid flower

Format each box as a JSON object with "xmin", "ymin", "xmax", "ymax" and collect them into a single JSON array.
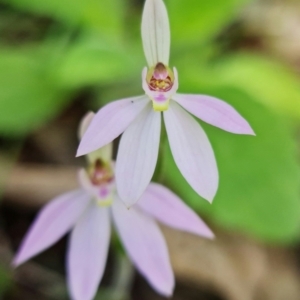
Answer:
[
  {"xmin": 13, "ymin": 112, "xmax": 214, "ymax": 300},
  {"xmin": 77, "ymin": 0, "xmax": 254, "ymax": 208}
]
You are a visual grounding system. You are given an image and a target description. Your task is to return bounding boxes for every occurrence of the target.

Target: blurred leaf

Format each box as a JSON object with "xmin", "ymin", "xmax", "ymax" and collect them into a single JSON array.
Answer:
[
  {"xmin": 167, "ymin": 0, "xmax": 250, "ymax": 46},
  {"xmin": 0, "ymin": 265, "xmax": 11, "ymax": 295},
  {"xmin": 5, "ymin": 0, "xmax": 124, "ymax": 37},
  {"xmin": 0, "ymin": 150, "xmax": 19, "ymax": 194},
  {"xmin": 0, "ymin": 49, "xmax": 69, "ymax": 136},
  {"xmin": 214, "ymin": 54, "xmax": 300, "ymax": 119},
  {"xmin": 58, "ymin": 35, "xmax": 140, "ymax": 88},
  {"xmin": 162, "ymin": 87, "xmax": 300, "ymax": 244}
]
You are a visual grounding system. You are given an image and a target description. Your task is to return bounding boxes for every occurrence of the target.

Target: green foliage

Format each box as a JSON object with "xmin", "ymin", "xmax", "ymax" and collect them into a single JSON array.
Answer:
[
  {"xmin": 162, "ymin": 87, "xmax": 300, "ymax": 244},
  {"xmin": 214, "ymin": 54, "xmax": 300, "ymax": 119},
  {"xmin": 5, "ymin": 0, "xmax": 125, "ymax": 37},
  {"xmin": 0, "ymin": 265, "xmax": 11, "ymax": 296},
  {"xmin": 0, "ymin": 49, "xmax": 68, "ymax": 136},
  {"xmin": 167, "ymin": 0, "xmax": 251, "ymax": 46},
  {"xmin": 58, "ymin": 35, "xmax": 138, "ymax": 88}
]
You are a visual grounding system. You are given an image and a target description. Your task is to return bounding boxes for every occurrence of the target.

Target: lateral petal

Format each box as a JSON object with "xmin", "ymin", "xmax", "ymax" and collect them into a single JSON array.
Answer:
[
  {"xmin": 116, "ymin": 103, "xmax": 161, "ymax": 207},
  {"xmin": 141, "ymin": 0, "xmax": 170, "ymax": 67},
  {"xmin": 138, "ymin": 183, "xmax": 214, "ymax": 238},
  {"xmin": 112, "ymin": 197, "xmax": 174, "ymax": 297},
  {"xmin": 67, "ymin": 204, "xmax": 111, "ymax": 300},
  {"xmin": 173, "ymin": 94, "xmax": 255, "ymax": 135},
  {"xmin": 77, "ymin": 96, "xmax": 149, "ymax": 157},
  {"xmin": 78, "ymin": 112, "xmax": 113, "ymax": 164},
  {"xmin": 164, "ymin": 101, "xmax": 219, "ymax": 203},
  {"xmin": 13, "ymin": 190, "xmax": 90, "ymax": 266}
]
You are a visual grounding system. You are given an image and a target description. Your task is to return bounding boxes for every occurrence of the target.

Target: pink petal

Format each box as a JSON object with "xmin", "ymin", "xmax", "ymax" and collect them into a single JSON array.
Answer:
[
  {"xmin": 13, "ymin": 190, "xmax": 90, "ymax": 266},
  {"xmin": 77, "ymin": 96, "xmax": 149, "ymax": 157},
  {"xmin": 173, "ymin": 94, "xmax": 255, "ymax": 135},
  {"xmin": 164, "ymin": 101, "xmax": 218, "ymax": 203},
  {"xmin": 138, "ymin": 183, "xmax": 214, "ymax": 238},
  {"xmin": 115, "ymin": 104, "xmax": 161, "ymax": 207},
  {"xmin": 78, "ymin": 112, "xmax": 113, "ymax": 164},
  {"xmin": 67, "ymin": 204, "xmax": 110, "ymax": 300},
  {"xmin": 141, "ymin": 0, "xmax": 170, "ymax": 67},
  {"xmin": 111, "ymin": 197, "xmax": 174, "ymax": 296}
]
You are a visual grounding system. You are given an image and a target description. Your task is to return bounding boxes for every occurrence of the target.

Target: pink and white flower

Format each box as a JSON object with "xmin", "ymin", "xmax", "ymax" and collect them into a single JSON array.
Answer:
[
  {"xmin": 13, "ymin": 113, "xmax": 214, "ymax": 300},
  {"xmin": 77, "ymin": 0, "xmax": 254, "ymax": 207}
]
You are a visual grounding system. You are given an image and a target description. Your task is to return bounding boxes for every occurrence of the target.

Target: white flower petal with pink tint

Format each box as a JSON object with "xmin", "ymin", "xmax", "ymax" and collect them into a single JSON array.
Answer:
[
  {"xmin": 112, "ymin": 197, "xmax": 174, "ymax": 296},
  {"xmin": 78, "ymin": 112, "xmax": 114, "ymax": 164},
  {"xmin": 173, "ymin": 94, "xmax": 255, "ymax": 135},
  {"xmin": 13, "ymin": 190, "xmax": 90, "ymax": 266},
  {"xmin": 77, "ymin": 96, "xmax": 149, "ymax": 157},
  {"xmin": 68, "ymin": 203, "xmax": 110, "ymax": 300},
  {"xmin": 164, "ymin": 101, "xmax": 218, "ymax": 203},
  {"xmin": 116, "ymin": 103, "xmax": 161, "ymax": 207},
  {"xmin": 141, "ymin": 0, "xmax": 170, "ymax": 67},
  {"xmin": 138, "ymin": 183, "xmax": 214, "ymax": 238}
]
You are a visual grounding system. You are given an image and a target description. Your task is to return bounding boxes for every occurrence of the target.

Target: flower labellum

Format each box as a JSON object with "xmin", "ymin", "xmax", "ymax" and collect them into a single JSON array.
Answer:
[
  {"xmin": 13, "ymin": 113, "xmax": 214, "ymax": 300},
  {"xmin": 77, "ymin": 0, "xmax": 255, "ymax": 208}
]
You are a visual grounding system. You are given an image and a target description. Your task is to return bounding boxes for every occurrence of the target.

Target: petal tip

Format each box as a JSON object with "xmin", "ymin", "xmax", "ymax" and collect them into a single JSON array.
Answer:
[
  {"xmin": 205, "ymin": 191, "xmax": 216, "ymax": 204},
  {"xmin": 210, "ymin": 233, "xmax": 216, "ymax": 240},
  {"xmin": 165, "ymin": 281, "xmax": 175, "ymax": 298},
  {"xmin": 241, "ymin": 123, "xmax": 256, "ymax": 136},
  {"xmin": 123, "ymin": 198, "xmax": 138, "ymax": 210},
  {"xmin": 116, "ymin": 192, "xmax": 138, "ymax": 209},
  {"xmin": 76, "ymin": 144, "xmax": 89, "ymax": 157},
  {"xmin": 205, "ymin": 230, "xmax": 215, "ymax": 240},
  {"xmin": 75, "ymin": 151, "xmax": 83, "ymax": 158},
  {"xmin": 11, "ymin": 259, "xmax": 19, "ymax": 268},
  {"xmin": 249, "ymin": 128, "xmax": 256, "ymax": 136},
  {"xmin": 158, "ymin": 279, "xmax": 174, "ymax": 298},
  {"xmin": 11, "ymin": 255, "xmax": 24, "ymax": 268},
  {"xmin": 195, "ymin": 225, "xmax": 215, "ymax": 239}
]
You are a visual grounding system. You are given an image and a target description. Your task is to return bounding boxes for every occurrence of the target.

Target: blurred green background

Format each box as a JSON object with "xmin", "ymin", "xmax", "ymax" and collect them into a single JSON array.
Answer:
[{"xmin": 1, "ymin": 0, "xmax": 300, "ymax": 299}]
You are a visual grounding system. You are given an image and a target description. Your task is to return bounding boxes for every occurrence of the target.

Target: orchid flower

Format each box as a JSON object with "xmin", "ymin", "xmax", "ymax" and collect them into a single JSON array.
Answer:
[
  {"xmin": 77, "ymin": 0, "xmax": 255, "ymax": 207},
  {"xmin": 13, "ymin": 112, "xmax": 214, "ymax": 300}
]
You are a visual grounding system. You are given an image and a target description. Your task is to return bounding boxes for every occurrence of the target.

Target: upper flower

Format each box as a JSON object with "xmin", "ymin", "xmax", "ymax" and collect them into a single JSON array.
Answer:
[
  {"xmin": 141, "ymin": 0, "xmax": 178, "ymax": 111},
  {"xmin": 13, "ymin": 112, "xmax": 214, "ymax": 300},
  {"xmin": 77, "ymin": 0, "xmax": 255, "ymax": 208}
]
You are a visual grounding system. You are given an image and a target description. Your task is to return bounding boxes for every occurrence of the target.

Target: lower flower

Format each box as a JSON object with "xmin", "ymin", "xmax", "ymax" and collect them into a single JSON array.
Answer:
[{"xmin": 13, "ymin": 167, "xmax": 213, "ymax": 300}]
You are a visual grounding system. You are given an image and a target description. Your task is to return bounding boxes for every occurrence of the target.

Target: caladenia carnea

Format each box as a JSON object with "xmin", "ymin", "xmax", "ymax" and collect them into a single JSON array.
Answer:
[
  {"xmin": 77, "ymin": 0, "xmax": 255, "ymax": 208},
  {"xmin": 13, "ymin": 112, "xmax": 214, "ymax": 300}
]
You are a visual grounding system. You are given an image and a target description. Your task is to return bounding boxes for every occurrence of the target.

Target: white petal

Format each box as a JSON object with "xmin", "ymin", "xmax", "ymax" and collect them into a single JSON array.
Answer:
[
  {"xmin": 173, "ymin": 94, "xmax": 255, "ymax": 135},
  {"xmin": 164, "ymin": 101, "xmax": 218, "ymax": 203},
  {"xmin": 13, "ymin": 190, "xmax": 90, "ymax": 266},
  {"xmin": 112, "ymin": 197, "xmax": 174, "ymax": 296},
  {"xmin": 116, "ymin": 103, "xmax": 161, "ymax": 207},
  {"xmin": 141, "ymin": 0, "xmax": 170, "ymax": 67},
  {"xmin": 67, "ymin": 203, "xmax": 111, "ymax": 300},
  {"xmin": 138, "ymin": 183, "xmax": 214, "ymax": 238},
  {"xmin": 77, "ymin": 96, "xmax": 149, "ymax": 157}
]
